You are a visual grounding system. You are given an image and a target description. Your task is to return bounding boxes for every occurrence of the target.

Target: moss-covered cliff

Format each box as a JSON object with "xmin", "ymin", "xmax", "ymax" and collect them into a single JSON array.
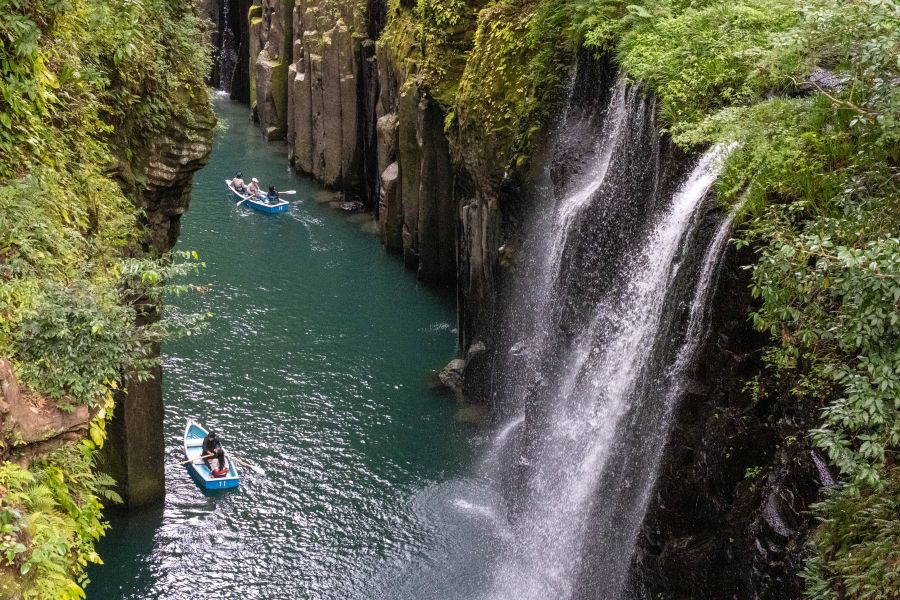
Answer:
[{"xmin": 0, "ymin": 0, "xmax": 214, "ymax": 596}]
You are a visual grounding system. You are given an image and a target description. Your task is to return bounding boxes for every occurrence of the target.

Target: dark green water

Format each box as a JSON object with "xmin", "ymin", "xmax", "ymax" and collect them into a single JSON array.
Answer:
[{"xmin": 87, "ymin": 96, "xmax": 477, "ymax": 599}]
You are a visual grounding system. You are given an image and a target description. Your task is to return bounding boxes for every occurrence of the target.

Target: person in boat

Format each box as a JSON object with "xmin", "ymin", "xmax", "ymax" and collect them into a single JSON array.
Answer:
[
  {"xmin": 201, "ymin": 431, "xmax": 228, "ymax": 477},
  {"xmin": 202, "ymin": 430, "xmax": 222, "ymax": 465},
  {"xmin": 247, "ymin": 177, "xmax": 262, "ymax": 197},
  {"xmin": 232, "ymin": 172, "xmax": 246, "ymax": 193},
  {"xmin": 266, "ymin": 185, "xmax": 280, "ymax": 204},
  {"xmin": 210, "ymin": 448, "xmax": 228, "ymax": 478}
]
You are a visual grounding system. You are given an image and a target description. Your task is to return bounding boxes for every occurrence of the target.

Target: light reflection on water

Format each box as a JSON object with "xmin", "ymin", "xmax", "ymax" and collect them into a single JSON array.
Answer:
[{"xmin": 87, "ymin": 98, "xmax": 474, "ymax": 599}]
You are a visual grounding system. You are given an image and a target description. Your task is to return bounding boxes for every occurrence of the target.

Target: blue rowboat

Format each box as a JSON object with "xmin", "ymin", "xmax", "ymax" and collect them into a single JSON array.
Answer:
[
  {"xmin": 183, "ymin": 418, "xmax": 240, "ymax": 491},
  {"xmin": 225, "ymin": 179, "xmax": 290, "ymax": 214}
]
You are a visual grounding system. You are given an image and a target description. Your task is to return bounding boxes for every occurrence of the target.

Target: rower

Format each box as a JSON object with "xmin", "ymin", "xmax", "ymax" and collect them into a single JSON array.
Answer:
[
  {"xmin": 267, "ymin": 185, "xmax": 280, "ymax": 204},
  {"xmin": 202, "ymin": 431, "xmax": 222, "ymax": 467},
  {"xmin": 247, "ymin": 177, "xmax": 261, "ymax": 196}
]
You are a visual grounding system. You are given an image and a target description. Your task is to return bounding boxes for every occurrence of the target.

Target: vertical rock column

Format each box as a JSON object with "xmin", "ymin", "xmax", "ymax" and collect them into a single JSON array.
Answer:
[
  {"xmin": 250, "ymin": 0, "xmax": 293, "ymax": 139},
  {"xmin": 457, "ymin": 190, "xmax": 499, "ymax": 353},
  {"xmin": 286, "ymin": 0, "xmax": 367, "ymax": 191},
  {"xmin": 374, "ymin": 41, "xmax": 403, "ymax": 251},
  {"xmin": 231, "ymin": 0, "xmax": 253, "ymax": 102},
  {"xmin": 103, "ymin": 349, "xmax": 165, "ymax": 510},
  {"xmin": 392, "ymin": 82, "xmax": 455, "ymax": 282},
  {"xmin": 104, "ymin": 99, "xmax": 215, "ymax": 509}
]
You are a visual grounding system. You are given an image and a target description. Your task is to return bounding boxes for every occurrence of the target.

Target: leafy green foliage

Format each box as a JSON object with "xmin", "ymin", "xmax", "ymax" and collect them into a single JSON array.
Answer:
[
  {"xmin": 1, "ymin": 0, "xmax": 212, "ymax": 596},
  {"xmin": 0, "ymin": 445, "xmax": 120, "ymax": 599},
  {"xmin": 802, "ymin": 468, "xmax": 900, "ymax": 599}
]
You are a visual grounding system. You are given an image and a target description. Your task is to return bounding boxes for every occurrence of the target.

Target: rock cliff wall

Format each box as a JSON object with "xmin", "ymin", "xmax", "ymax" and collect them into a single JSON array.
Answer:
[
  {"xmin": 629, "ymin": 231, "xmax": 825, "ymax": 598},
  {"xmin": 104, "ymin": 96, "xmax": 215, "ymax": 509},
  {"xmin": 244, "ymin": 0, "xmax": 499, "ymax": 330}
]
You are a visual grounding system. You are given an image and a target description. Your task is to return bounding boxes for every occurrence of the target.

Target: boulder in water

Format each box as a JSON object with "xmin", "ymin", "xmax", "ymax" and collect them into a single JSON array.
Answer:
[{"xmin": 437, "ymin": 358, "xmax": 466, "ymax": 394}]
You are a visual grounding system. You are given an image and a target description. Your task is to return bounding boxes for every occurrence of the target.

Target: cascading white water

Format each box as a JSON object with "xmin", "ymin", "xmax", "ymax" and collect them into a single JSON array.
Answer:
[
  {"xmin": 486, "ymin": 141, "xmax": 730, "ymax": 600},
  {"xmin": 218, "ymin": 0, "xmax": 238, "ymax": 93}
]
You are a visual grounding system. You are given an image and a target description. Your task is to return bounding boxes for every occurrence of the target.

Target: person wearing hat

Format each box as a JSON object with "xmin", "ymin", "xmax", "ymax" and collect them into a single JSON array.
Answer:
[{"xmin": 247, "ymin": 177, "xmax": 261, "ymax": 197}]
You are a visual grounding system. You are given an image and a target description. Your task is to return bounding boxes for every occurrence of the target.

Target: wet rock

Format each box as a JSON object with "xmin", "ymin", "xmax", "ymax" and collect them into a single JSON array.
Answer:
[
  {"xmin": 438, "ymin": 358, "xmax": 466, "ymax": 392},
  {"xmin": 458, "ymin": 191, "xmax": 500, "ymax": 351},
  {"xmin": 461, "ymin": 340, "xmax": 491, "ymax": 404},
  {"xmin": 340, "ymin": 200, "xmax": 364, "ymax": 212},
  {"xmin": 631, "ymin": 239, "xmax": 824, "ymax": 599},
  {"xmin": 379, "ymin": 161, "xmax": 402, "ymax": 251},
  {"xmin": 376, "ymin": 113, "xmax": 399, "ymax": 179},
  {"xmin": 792, "ymin": 67, "xmax": 851, "ymax": 96}
]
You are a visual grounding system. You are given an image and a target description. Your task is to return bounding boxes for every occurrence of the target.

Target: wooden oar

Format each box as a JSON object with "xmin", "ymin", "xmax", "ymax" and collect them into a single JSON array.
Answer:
[
  {"xmin": 232, "ymin": 455, "xmax": 265, "ymax": 475},
  {"xmin": 279, "ymin": 190, "xmax": 297, "ymax": 194},
  {"xmin": 173, "ymin": 452, "xmax": 214, "ymax": 466}
]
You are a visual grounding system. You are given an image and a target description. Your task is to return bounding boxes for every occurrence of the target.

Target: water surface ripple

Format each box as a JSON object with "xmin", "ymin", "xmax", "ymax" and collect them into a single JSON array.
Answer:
[{"xmin": 88, "ymin": 97, "xmax": 472, "ymax": 599}]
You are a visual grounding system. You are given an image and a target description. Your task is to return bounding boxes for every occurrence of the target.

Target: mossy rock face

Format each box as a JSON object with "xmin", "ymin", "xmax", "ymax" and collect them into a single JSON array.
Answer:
[
  {"xmin": 248, "ymin": 5, "xmax": 265, "ymax": 109},
  {"xmin": 268, "ymin": 57, "xmax": 290, "ymax": 132},
  {"xmin": 375, "ymin": 0, "xmax": 572, "ymax": 187}
]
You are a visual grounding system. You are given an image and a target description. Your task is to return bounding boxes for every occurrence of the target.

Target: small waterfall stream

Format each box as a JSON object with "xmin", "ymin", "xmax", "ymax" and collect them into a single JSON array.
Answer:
[
  {"xmin": 366, "ymin": 63, "xmax": 737, "ymax": 600},
  {"xmin": 217, "ymin": 0, "xmax": 238, "ymax": 93}
]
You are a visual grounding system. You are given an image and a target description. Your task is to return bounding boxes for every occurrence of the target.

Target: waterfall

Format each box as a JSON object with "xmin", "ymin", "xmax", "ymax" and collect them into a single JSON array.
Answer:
[
  {"xmin": 218, "ymin": 0, "xmax": 238, "ymax": 93},
  {"xmin": 475, "ymin": 63, "xmax": 735, "ymax": 599}
]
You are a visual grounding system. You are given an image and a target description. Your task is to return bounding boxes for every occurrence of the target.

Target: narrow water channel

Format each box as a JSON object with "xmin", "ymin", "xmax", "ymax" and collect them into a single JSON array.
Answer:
[{"xmin": 87, "ymin": 97, "xmax": 475, "ymax": 599}]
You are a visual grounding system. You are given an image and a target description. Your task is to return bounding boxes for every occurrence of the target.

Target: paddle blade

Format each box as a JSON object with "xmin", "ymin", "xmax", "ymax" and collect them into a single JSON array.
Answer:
[
  {"xmin": 279, "ymin": 190, "xmax": 297, "ymax": 194},
  {"xmin": 234, "ymin": 456, "xmax": 265, "ymax": 475}
]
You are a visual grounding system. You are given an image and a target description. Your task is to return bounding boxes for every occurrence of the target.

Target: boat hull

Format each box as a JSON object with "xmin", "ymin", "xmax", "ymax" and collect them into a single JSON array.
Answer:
[
  {"xmin": 226, "ymin": 179, "xmax": 289, "ymax": 214},
  {"xmin": 183, "ymin": 418, "xmax": 240, "ymax": 491}
]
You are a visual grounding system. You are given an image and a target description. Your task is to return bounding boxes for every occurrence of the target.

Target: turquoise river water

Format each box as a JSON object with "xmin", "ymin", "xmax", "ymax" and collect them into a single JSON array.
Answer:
[{"xmin": 87, "ymin": 97, "xmax": 479, "ymax": 599}]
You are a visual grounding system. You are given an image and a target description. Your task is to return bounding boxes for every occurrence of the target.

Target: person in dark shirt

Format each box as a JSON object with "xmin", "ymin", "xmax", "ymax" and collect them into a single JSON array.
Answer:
[
  {"xmin": 267, "ymin": 185, "xmax": 280, "ymax": 204},
  {"xmin": 202, "ymin": 431, "xmax": 223, "ymax": 471}
]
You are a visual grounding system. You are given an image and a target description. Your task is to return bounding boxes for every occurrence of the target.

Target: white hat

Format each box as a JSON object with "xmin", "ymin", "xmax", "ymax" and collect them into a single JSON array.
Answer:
[{"xmin": 251, "ymin": 177, "xmax": 259, "ymax": 183}]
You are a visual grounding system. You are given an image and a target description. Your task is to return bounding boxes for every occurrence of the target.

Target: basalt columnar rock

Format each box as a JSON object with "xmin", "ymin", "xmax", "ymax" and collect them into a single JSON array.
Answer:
[
  {"xmin": 246, "ymin": 0, "xmax": 462, "ymax": 286},
  {"xmin": 104, "ymin": 94, "xmax": 215, "ymax": 509}
]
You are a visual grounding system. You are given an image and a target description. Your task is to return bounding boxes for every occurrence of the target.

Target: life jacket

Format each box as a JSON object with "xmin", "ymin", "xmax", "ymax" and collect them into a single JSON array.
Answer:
[{"xmin": 212, "ymin": 466, "xmax": 228, "ymax": 477}]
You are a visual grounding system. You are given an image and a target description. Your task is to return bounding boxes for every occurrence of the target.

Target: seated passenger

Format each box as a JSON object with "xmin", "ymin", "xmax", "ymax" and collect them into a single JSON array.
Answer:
[
  {"xmin": 267, "ymin": 185, "xmax": 280, "ymax": 204},
  {"xmin": 210, "ymin": 448, "xmax": 228, "ymax": 478},
  {"xmin": 232, "ymin": 172, "xmax": 246, "ymax": 192},
  {"xmin": 247, "ymin": 177, "xmax": 261, "ymax": 197}
]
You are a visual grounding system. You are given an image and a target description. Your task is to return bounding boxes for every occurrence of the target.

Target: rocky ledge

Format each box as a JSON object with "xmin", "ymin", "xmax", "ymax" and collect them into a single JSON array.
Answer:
[{"xmin": 0, "ymin": 360, "xmax": 90, "ymax": 467}]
